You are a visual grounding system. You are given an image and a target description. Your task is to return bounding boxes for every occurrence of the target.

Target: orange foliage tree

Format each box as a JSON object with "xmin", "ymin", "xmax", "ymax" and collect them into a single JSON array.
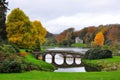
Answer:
[{"xmin": 94, "ymin": 32, "xmax": 104, "ymax": 46}]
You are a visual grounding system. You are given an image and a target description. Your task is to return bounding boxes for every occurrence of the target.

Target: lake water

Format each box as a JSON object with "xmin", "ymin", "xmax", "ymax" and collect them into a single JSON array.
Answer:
[{"xmin": 46, "ymin": 47, "xmax": 89, "ymax": 72}]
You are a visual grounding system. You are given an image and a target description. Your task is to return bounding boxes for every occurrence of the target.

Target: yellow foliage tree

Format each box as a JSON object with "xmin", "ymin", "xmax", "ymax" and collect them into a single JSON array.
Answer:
[
  {"xmin": 32, "ymin": 20, "xmax": 46, "ymax": 45},
  {"xmin": 6, "ymin": 8, "xmax": 46, "ymax": 48},
  {"xmin": 94, "ymin": 32, "xmax": 104, "ymax": 46}
]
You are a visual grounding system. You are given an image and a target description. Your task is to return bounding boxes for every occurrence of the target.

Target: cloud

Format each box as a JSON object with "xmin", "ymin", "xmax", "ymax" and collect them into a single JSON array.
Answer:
[
  {"xmin": 44, "ymin": 13, "xmax": 120, "ymax": 33},
  {"xmin": 8, "ymin": 0, "xmax": 120, "ymax": 20},
  {"xmin": 7, "ymin": 0, "xmax": 120, "ymax": 34}
]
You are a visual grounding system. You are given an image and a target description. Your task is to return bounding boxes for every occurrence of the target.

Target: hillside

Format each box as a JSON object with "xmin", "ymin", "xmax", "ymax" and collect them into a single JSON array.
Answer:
[{"xmin": 45, "ymin": 24, "xmax": 120, "ymax": 46}]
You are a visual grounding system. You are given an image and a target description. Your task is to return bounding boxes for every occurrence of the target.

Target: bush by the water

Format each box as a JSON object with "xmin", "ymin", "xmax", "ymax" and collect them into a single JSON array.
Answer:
[{"xmin": 84, "ymin": 48, "xmax": 112, "ymax": 59}]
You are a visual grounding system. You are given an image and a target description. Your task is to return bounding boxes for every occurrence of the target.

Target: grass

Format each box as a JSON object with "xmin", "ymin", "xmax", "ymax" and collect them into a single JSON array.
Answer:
[
  {"xmin": 82, "ymin": 56, "xmax": 120, "ymax": 71},
  {"xmin": 83, "ymin": 56, "xmax": 120, "ymax": 64},
  {"xmin": 19, "ymin": 49, "xmax": 56, "ymax": 71},
  {"xmin": 71, "ymin": 43, "xmax": 87, "ymax": 48},
  {"xmin": 24, "ymin": 53, "xmax": 56, "ymax": 71},
  {"xmin": 0, "ymin": 70, "xmax": 120, "ymax": 80}
]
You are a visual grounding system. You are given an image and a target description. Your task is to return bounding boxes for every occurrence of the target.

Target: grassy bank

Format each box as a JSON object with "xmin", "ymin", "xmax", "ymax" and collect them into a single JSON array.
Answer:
[
  {"xmin": 0, "ymin": 70, "xmax": 120, "ymax": 80},
  {"xmin": 82, "ymin": 56, "xmax": 120, "ymax": 71},
  {"xmin": 24, "ymin": 53, "xmax": 56, "ymax": 71},
  {"xmin": 19, "ymin": 49, "xmax": 56, "ymax": 71}
]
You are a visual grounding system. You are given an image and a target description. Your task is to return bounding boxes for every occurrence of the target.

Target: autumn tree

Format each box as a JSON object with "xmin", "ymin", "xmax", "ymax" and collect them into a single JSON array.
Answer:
[
  {"xmin": 94, "ymin": 32, "xmax": 104, "ymax": 46},
  {"xmin": 79, "ymin": 28, "xmax": 87, "ymax": 40},
  {"xmin": 0, "ymin": 0, "xmax": 8, "ymax": 40},
  {"xmin": 56, "ymin": 28, "xmax": 74, "ymax": 46},
  {"xmin": 32, "ymin": 20, "xmax": 47, "ymax": 45},
  {"xmin": 73, "ymin": 27, "xmax": 97, "ymax": 44},
  {"xmin": 6, "ymin": 8, "xmax": 36, "ymax": 48},
  {"xmin": 107, "ymin": 25, "xmax": 120, "ymax": 44},
  {"xmin": 84, "ymin": 26, "xmax": 97, "ymax": 44}
]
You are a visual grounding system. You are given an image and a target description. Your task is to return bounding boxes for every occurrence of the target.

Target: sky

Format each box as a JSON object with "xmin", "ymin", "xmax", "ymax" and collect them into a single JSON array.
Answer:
[{"xmin": 7, "ymin": 0, "xmax": 120, "ymax": 34}]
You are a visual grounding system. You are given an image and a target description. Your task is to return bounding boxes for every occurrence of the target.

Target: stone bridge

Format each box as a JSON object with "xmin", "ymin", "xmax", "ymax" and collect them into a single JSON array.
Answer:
[{"xmin": 33, "ymin": 50, "xmax": 85, "ymax": 68}]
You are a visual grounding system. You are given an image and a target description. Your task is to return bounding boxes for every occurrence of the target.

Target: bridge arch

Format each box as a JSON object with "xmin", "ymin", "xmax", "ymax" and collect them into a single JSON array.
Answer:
[
  {"xmin": 66, "ymin": 54, "xmax": 74, "ymax": 65},
  {"xmin": 54, "ymin": 53, "xmax": 64, "ymax": 65},
  {"xmin": 45, "ymin": 54, "xmax": 52, "ymax": 63}
]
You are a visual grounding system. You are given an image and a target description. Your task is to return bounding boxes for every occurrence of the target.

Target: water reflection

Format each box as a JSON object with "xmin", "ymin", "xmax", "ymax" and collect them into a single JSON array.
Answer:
[
  {"xmin": 45, "ymin": 54, "xmax": 52, "ymax": 63},
  {"xmin": 47, "ymin": 47, "xmax": 89, "ymax": 54},
  {"xmin": 66, "ymin": 55, "xmax": 74, "ymax": 65},
  {"xmin": 75, "ymin": 58, "xmax": 81, "ymax": 64},
  {"xmin": 45, "ymin": 53, "xmax": 86, "ymax": 72},
  {"xmin": 55, "ymin": 54, "xmax": 64, "ymax": 65},
  {"xmin": 54, "ymin": 67, "xmax": 86, "ymax": 72}
]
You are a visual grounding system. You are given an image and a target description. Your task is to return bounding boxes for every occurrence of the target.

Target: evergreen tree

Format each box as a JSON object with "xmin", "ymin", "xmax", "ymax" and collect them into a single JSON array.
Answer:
[{"xmin": 0, "ymin": 0, "xmax": 8, "ymax": 40}]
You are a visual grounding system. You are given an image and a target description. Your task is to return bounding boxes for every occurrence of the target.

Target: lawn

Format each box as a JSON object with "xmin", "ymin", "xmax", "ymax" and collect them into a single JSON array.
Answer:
[
  {"xmin": 71, "ymin": 43, "xmax": 87, "ymax": 48},
  {"xmin": 82, "ymin": 56, "xmax": 120, "ymax": 71},
  {"xmin": 83, "ymin": 56, "xmax": 120, "ymax": 64},
  {"xmin": 0, "ymin": 70, "xmax": 120, "ymax": 80},
  {"xmin": 19, "ymin": 49, "xmax": 56, "ymax": 71}
]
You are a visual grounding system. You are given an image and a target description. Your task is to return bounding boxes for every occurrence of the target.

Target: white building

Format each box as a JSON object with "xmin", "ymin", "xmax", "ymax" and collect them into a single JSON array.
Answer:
[{"xmin": 75, "ymin": 37, "xmax": 83, "ymax": 43}]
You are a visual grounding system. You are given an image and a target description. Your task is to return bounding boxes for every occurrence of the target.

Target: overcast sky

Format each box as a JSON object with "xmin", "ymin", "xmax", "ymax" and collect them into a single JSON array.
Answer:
[{"xmin": 7, "ymin": 0, "xmax": 120, "ymax": 33}]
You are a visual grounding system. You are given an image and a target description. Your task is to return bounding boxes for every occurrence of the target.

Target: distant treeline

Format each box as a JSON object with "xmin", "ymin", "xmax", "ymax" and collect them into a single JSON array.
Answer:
[{"xmin": 45, "ymin": 24, "xmax": 120, "ymax": 46}]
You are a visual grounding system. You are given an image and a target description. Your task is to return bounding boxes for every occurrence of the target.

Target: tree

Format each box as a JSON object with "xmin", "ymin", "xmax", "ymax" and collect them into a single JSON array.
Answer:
[
  {"xmin": 0, "ymin": 0, "xmax": 8, "ymax": 40},
  {"xmin": 94, "ymin": 32, "xmax": 104, "ymax": 46},
  {"xmin": 107, "ymin": 25, "xmax": 120, "ymax": 44},
  {"xmin": 6, "ymin": 8, "xmax": 36, "ymax": 48},
  {"xmin": 56, "ymin": 27, "xmax": 74, "ymax": 46},
  {"xmin": 32, "ymin": 20, "xmax": 47, "ymax": 45}
]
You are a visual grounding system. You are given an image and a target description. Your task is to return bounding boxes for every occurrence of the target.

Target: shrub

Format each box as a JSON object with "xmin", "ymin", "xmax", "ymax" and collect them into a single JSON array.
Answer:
[
  {"xmin": 11, "ymin": 44, "xmax": 20, "ymax": 53},
  {"xmin": 84, "ymin": 48, "xmax": 112, "ymax": 59},
  {"xmin": 0, "ymin": 51, "xmax": 26, "ymax": 73},
  {"xmin": 101, "ymin": 44, "xmax": 120, "ymax": 55},
  {"xmin": 0, "ymin": 44, "xmax": 17, "ymax": 54},
  {"xmin": 0, "ymin": 51, "xmax": 5, "ymax": 61},
  {"xmin": 100, "ymin": 50, "xmax": 112, "ymax": 58}
]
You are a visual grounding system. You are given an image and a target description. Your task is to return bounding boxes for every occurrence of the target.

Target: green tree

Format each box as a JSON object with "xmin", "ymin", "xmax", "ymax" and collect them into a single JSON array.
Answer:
[
  {"xmin": 6, "ymin": 8, "xmax": 36, "ymax": 48},
  {"xmin": 0, "ymin": 0, "xmax": 8, "ymax": 40}
]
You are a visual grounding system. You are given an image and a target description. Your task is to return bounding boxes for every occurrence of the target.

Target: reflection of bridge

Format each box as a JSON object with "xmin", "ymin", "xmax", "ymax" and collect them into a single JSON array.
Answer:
[{"xmin": 33, "ymin": 50, "xmax": 85, "ymax": 68}]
